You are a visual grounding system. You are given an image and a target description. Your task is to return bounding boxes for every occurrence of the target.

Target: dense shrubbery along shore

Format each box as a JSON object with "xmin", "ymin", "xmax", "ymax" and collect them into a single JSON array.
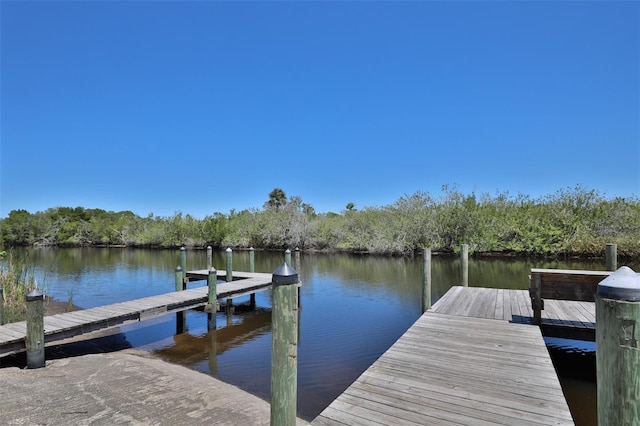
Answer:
[{"xmin": 1, "ymin": 186, "xmax": 639, "ymax": 258}]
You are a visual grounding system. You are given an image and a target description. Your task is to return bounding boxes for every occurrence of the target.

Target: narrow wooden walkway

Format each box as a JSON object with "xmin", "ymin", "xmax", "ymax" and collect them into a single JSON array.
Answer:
[
  {"xmin": 431, "ymin": 286, "xmax": 596, "ymax": 340},
  {"xmin": 313, "ymin": 287, "xmax": 576, "ymax": 425},
  {"xmin": 0, "ymin": 271, "xmax": 273, "ymax": 357}
]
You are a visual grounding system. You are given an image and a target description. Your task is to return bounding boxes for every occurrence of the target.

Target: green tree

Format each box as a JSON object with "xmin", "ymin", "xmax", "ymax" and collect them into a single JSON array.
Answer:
[{"xmin": 264, "ymin": 188, "xmax": 287, "ymax": 211}]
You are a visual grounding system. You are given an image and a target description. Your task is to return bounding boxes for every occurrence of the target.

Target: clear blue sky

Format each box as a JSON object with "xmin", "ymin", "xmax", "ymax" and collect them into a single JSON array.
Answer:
[{"xmin": 1, "ymin": 1, "xmax": 638, "ymax": 218}]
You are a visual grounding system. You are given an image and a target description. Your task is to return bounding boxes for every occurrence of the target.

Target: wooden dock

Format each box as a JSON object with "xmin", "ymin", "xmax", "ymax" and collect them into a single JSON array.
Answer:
[
  {"xmin": 313, "ymin": 286, "xmax": 578, "ymax": 425},
  {"xmin": 0, "ymin": 271, "xmax": 273, "ymax": 357},
  {"xmin": 431, "ymin": 286, "xmax": 596, "ymax": 341}
]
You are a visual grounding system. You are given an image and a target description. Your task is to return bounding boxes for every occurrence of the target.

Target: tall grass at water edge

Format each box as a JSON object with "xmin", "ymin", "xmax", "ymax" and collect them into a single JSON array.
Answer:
[{"xmin": 0, "ymin": 250, "xmax": 45, "ymax": 324}]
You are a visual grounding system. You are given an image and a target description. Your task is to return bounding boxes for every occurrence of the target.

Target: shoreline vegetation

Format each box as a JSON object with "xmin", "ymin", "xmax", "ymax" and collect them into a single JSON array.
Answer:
[
  {"xmin": 0, "ymin": 185, "xmax": 638, "ymax": 259},
  {"xmin": 0, "ymin": 251, "xmax": 80, "ymax": 323}
]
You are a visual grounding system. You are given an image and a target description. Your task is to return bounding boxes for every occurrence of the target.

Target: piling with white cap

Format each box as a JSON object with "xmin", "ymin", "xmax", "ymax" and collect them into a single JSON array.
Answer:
[{"xmin": 596, "ymin": 266, "xmax": 640, "ymax": 425}]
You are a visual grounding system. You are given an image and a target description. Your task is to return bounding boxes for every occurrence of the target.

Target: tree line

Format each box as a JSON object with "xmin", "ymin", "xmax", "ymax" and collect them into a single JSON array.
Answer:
[{"xmin": 1, "ymin": 186, "xmax": 639, "ymax": 258}]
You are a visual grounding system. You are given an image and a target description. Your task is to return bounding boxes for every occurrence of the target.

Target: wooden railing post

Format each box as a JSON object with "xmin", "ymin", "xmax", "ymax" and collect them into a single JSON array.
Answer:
[
  {"xmin": 207, "ymin": 246, "xmax": 213, "ymax": 270},
  {"xmin": 460, "ymin": 244, "xmax": 469, "ymax": 287},
  {"xmin": 596, "ymin": 266, "xmax": 640, "ymax": 425},
  {"xmin": 531, "ymin": 272, "xmax": 542, "ymax": 325},
  {"xmin": 271, "ymin": 262, "xmax": 299, "ymax": 426},
  {"xmin": 26, "ymin": 288, "xmax": 45, "ymax": 369},
  {"xmin": 284, "ymin": 248, "xmax": 292, "ymax": 266},
  {"xmin": 422, "ymin": 248, "xmax": 432, "ymax": 312},
  {"xmin": 606, "ymin": 243, "xmax": 617, "ymax": 272}
]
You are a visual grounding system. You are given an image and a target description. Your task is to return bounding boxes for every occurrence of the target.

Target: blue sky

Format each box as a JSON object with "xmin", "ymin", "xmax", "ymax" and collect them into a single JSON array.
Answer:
[{"xmin": 1, "ymin": 1, "xmax": 638, "ymax": 218}]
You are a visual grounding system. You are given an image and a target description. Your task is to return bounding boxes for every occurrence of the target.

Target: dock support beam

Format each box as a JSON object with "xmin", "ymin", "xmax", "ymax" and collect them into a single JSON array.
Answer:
[
  {"xmin": 26, "ymin": 288, "xmax": 45, "ymax": 369},
  {"xmin": 271, "ymin": 262, "xmax": 299, "ymax": 426},
  {"xmin": 422, "ymin": 248, "xmax": 432, "ymax": 312},
  {"xmin": 596, "ymin": 266, "xmax": 640, "ymax": 425},
  {"xmin": 460, "ymin": 244, "xmax": 469, "ymax": 287},
  {"xmin": 606, "ymin": 243, "xmax": 617, "ymax": 272}
]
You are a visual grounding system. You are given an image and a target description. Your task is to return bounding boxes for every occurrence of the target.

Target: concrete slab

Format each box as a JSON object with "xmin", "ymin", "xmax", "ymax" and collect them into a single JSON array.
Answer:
[{"xmin": 0, "ymin": 349, "xmax": 308, "ymax": 425}]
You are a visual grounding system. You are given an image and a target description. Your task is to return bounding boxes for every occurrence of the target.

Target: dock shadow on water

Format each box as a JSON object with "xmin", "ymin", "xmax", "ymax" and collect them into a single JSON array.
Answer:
[
  {"xmin": 1, "ymin": 330, "xmax": 133, "ymax": 368},
  {"xmin": 546, "ymin": 337, "xmax": 597, "ymax": 426},
  {"xmin": 152, "ymin": 307, "xmax": 272, "ymax": 368}
]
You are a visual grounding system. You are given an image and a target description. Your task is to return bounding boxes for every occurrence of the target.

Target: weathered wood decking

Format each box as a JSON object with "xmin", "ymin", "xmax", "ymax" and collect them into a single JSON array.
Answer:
[
  {"xmin": 0, "ymin": 271, "xmax": 273, "ymax": 357},
  {"xmin": 431, "ymin": 286, "xmax": 596, "ymax": 340},
  {"xmin": 313, "ymin": 286, "xmax": 580, "ymax": 425}
]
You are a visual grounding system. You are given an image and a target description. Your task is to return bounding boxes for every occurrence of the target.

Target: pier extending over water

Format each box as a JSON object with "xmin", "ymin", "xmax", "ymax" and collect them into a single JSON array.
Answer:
[
  {"xmin": 312, "ymin": 284, "xmax": 594, "ymax": 425},
  {"xmin": 0, "ymin": 270, "xmax": 273, "ymax": 357}
]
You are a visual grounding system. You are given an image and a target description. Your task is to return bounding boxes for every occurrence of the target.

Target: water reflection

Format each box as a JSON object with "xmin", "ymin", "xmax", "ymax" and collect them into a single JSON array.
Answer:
[{"xmin": 154, "ymin": 308, "xmax": 272, "ymax": 366}]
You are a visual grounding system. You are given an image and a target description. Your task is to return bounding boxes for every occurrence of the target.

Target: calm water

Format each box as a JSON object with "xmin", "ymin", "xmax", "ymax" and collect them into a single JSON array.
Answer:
[{"xmin": 6, "ymin": 248, "xmax": 635, "ymax": 422}]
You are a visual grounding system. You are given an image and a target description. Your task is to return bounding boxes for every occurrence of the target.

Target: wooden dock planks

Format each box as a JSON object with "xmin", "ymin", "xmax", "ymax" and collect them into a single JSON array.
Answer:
[
  {"xmin": 430, "ymin": 286, "xmax": 595, "ymax": 339},
  {"xmin": 0, "ymin": 271, "xmax": 274, "ymax": 357},
  {"xmin": 313, "ymin": 311, "xmax": 573, "ymax": 426}
]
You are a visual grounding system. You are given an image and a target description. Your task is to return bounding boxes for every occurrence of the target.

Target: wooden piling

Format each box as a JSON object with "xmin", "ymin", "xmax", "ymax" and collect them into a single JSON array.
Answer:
[
  {"xmin": 180, "ymin": 247, "xmax": 187, "ymax": 284},
  {"xmin": 175, "ymin": 266, "xmax": 185, "ymax": 334},
  {"xmin": 422, "ymin": 248, "xmax": 432, "ymax": 312},
  {"xmin": 249, "ymin": 247, "xmax": 256, "ymax": 308},
  {"xmin": 249, "ymin": 247, "xmax": 255, "ymax": 273},
  {"xmin": 26, "ymin": 288, "xmax": 45, "ymax": 369},
  {"xmin": 226, "ymin": 299, "xmax": 233, "ymax": 327},
  {"xmin": 271, "ymin": 262, "xmax": 299, "ymax": 426},
  {"xmin": 284, "ymin": 249, "xmax": 292, "ymax": 266},
  {"xmin": 175, "ymin": 266, "xmax": 183, "ymax": 292},
  {"xmin": 596, "ymin": 266, "xmax": 640, "ymax": 425},
  {"xmin": 207, "ymin": 267, "xmax": 217, "ymax": 321},
  {"xmin": 294, "ymin": 247, "xmax": 301, "ymax": 272},
  {"xmin": 606, "ymin": 243, "xmax": 617, "ymax": 272},
  {"xmin": 226, "ymin": 248, "xmax": 233, "ymax": 282},
  {"xmin": 460, "ymin": 244, "xmax": 469, "ymax": 287},
  {"xmin": 0, "ymin": 287, "xmax": 4, "ymax": 325},
  {"xmin": 207, "ymin": 246, "xmax": 213, "ymax": 270}
]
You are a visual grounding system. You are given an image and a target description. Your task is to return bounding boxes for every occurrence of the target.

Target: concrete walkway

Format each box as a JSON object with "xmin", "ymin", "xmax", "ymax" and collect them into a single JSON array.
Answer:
[{"xmin": 0, "ymin": 350, "xmax": 308, "ymax": 425}]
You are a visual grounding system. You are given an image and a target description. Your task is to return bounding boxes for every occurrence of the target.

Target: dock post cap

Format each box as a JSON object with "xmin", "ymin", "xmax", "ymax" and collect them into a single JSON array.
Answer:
[
  {"xmin": 597, "ymin": 266, "xmax": 640, "ymax": 301},
  {"xmin": 175, "ymin": 266, "xmax": 182, "ymax": 271},
  {"xmin": 285, "ymin": 248, "xmax": 291, "ymax": 254},
  {"xmin": 272, "ymin": 262, "xmax": 299, "ymax": 285},
  {"xmin": 208, "ymin": 267, "xmax": 217, "ymax": 274},
  {"xmin": 226, "ymin": 247, "xmax": 232, "ymax": 252},
  {"xmin": 249, "ymin": 247, "xmax": 254, "ymax": 251},
  {"xmin": 295, "ymin": 247, "xmax": 300, "ymax": 251},
  {"xmin": 180, "ymin": 246, "xmax": 186, "ymax": 251},
  {"xmin": 26, "ymin": 288, "xmax": 44, "ymax": 301}
]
